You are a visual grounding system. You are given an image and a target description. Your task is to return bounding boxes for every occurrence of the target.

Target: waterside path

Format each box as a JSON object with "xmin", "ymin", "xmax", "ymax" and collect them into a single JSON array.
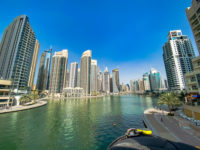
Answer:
[
  {"xmin": 0, "ymin": 100, "xmax": 47, "ymax": 114},
  {"xmin": 143, "ymin": 108, "xmax": 200, "ymax": 147}
]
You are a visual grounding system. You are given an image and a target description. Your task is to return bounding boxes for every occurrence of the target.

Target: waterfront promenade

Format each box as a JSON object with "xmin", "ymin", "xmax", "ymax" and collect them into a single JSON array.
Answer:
[
  {"xmin": 0, "ymin": 100, "xmax": 47, "ymax": 114},
  {"xmin": 144, "ymin": 108, "xmax": 200, "ymax": 147}
]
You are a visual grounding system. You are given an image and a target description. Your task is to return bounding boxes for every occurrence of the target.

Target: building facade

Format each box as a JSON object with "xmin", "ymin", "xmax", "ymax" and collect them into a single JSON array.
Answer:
[
  {"xmin": 28, "ymin": 39, "xmax": 40, "ymax": 90},
  {"xmin": 80, "ymin": 50, "xmax": 91, "ymax": 96},
  {"xmin": 49, "ymin": 50, "xmax": 68, "ymax": 93},
  {"xmin": 0, "ymin": 79, "xmax": 14, "ymax": 108},
  {"xmin": 69, "ymin": 62, "xmax": 78, "ymax": 88},
  {"xmin": 185, "ymin": 56, "xmax": 200, "ymax": 93},
  {"xmin": 149, "ymin": 68, "xmax": 162, "ymax": 91},
  {"xmin": 143, "ymin": 73, "xmax": 151, "ymax": 92},
  {"xmin": 77, "ymin": 68, "xmax": 80, "ymax": 87},
  {"xmin": 186, "ymin": 0, "xmax": 200, "ymax": 53},
  {"xmin": 90, "ymin": 60, "xmax": 98, "ymax": 93},
  {"xmin": 97, "ymin": 70, "xmax": 103, "ymax": 92},
  {"xmin": 0, "ymin": 15, "xmax": 37, "ymax": 92},
  {"xmin": 133, "ymin": 80, "xmax": 139, "ymax": 93},
  {"xmin": 103, "ymin": 67, "xmax": 110, "ymax": 93},
  {"xmin": 163, "ymin": 30, "xmax": 195, "ymax": 90},
  {"xmin": 36, "ymin": 49, "xmax": 52, "ymax": 91},
  {"xmin": 112, "ymin": 68, "xmax": 120, "ymax": 94},
  {"xmin": 185, "ymin": 0, "xmax": 200, "ymax": 94},
  {"xmin": 110, "ymin": 76, "xmax": 113, "ymax": 93}
]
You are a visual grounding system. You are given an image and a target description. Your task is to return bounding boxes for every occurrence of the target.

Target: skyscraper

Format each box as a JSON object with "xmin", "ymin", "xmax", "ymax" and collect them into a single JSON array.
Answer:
[
  {"xmin": 0, "ymin": 15, "xmax": 37, "ymax": 92},
  {"xmin": 110, "ymin": 76, "xmax": 113, "ymax": 93},
  {"xmin": 138, "ymin": 79, "xmax": 145, "ymax": 93},
  {"xmin": 90, "ymin": 59, "xmax": 98, "ymax": 93},
  {"xmin": 97, "ymin": 70, "xmax": 103, "ymax": 92},
  {"xmin": 133, "ymin": 80, "xmax": 139, "ymax": 92},
  {"xmin": 184, "ymin": 1, "xmax": 200, "ymax": 94},
  {"xmin": 77, "ymin": 68, "xmax": 80, "ymax": 87},
  {"xmin": 49, "ymin": 50, "xmax": 68, "ymax": 93},
  {"xmin": 163, "ymin": 30, "xmax": 195, "ymax": 90},
  {"xmin": 28, "ymin": 39, "xmax": 40, "ymax": 90},
  {"xmin": 80, "ymin": 50, "xmax": 91, "ymax": 96},
  {"xmin": 36, "ymin": 49, "xmax": 52, "ymax": 91},
  {"xmin": 103, "ymin": 67, "xmax": 110, "ymax": 93},
  {"xmin": 69, "ymin": 62, "xmax": 78, "ymax": 88},
  {"xmin": 143, "ymin": 73, "xmax": 151, "ymax": 92},
  {"xmin": 186, "ymin": 0, "xmax": 200, "ymax": 53},
  {"xmin": 112, "ymin": 68, "xmax": 120, "ymax": 94},
  {"xmin": 129, "ymin": 80, "xmax": 134, "ymax": 92},
  {"xmin": 149, "ymin": 68, "xmax": 162, "ymax": 91},
  {"xmin": 64, "ymin": 70, "xmax": 70, "ymax": 88}
]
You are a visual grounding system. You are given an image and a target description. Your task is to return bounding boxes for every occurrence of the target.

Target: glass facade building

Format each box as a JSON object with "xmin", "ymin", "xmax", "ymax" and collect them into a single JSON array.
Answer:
[
  {"xmin": 0, "ymin": 15, "xmax": 37, "ymax": 92},
  {"xmin": 36, "ymin": 49, "xmax": 52, "ymax": 91},
  {"xmin": 112, "ymin": 68, "xmax": 120, "ymax": 94}
]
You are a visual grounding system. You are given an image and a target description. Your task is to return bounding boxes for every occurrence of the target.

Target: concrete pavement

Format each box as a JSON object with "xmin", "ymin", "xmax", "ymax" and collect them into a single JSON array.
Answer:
[
  {"xmin": 144, "ymin": 108, "xmax": 200, "ymax": 147},
  {"xmin": 0, "ymin": 100, "xmax": 47, "ymax": 114}
]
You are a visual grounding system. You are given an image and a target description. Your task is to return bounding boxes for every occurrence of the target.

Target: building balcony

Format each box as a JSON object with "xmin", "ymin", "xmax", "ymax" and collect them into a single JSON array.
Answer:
[
  {"xmin": 187, "ymin": 89, "xmax": 199, "ymax": 93},
  {"xmin": 0, "ymin": 96, "xmax": 10, "ymax": 100},
  {"xmin": 0, "ymin": 89, "xmax": 10, "ymax": 92}
]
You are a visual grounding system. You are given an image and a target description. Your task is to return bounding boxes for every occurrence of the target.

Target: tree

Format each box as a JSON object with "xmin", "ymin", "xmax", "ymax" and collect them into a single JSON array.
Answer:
[
  {"xmin": 19, "ymin": 95, "xmax": 31, "ymax": 105},
  {"xmin": 179, "ymin": 91, "xmax": 186, "ymax": 102},
  {"xmin": 29, "ymin": 93, "xmax": 39, "ymax": 103},
  {"xmin": 158, "ymin": 92, "xmax": 182, "ymax": 113}
]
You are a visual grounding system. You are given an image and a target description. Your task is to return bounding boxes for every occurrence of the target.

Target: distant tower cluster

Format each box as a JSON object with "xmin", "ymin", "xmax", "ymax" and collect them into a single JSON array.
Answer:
[
  {"xmin": 130, "ymin": 68, "xmax": 165, "ymax": 94},
  {"xmin": 0, "ymin": 15, "xmax": 123, "ymax": 97}
]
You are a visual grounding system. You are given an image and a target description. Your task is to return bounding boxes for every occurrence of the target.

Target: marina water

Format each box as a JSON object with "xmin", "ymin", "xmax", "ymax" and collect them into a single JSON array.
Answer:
[{"xmin": 0, "ymin": 95, "xmax": 158, "ymax": 150}]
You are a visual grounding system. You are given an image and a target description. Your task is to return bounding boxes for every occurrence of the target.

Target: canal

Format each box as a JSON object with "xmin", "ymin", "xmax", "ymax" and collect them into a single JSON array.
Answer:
[{"xmin": 0, "ymin": 95, "xmax": 158, "ymax": 150}]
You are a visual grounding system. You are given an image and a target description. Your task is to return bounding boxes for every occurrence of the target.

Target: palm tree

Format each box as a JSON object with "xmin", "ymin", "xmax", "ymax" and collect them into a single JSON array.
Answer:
[{"xmin": 158, "ymin": 92, "xmax": 182, "ymax": 114}]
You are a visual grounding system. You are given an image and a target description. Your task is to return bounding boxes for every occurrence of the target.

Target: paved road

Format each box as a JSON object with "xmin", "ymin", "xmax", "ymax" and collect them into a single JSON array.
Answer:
[
  {"xmin": 155, "ymin": 113, "xmax": 200, "ymax": 146},
  {"xmin": 144, "ymin": 109, "xmax": 200, "ymax": 147}
]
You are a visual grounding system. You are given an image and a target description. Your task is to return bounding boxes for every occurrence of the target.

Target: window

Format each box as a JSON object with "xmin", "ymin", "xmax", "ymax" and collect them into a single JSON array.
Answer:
[{"xmin": 196, "ymin": 74, "xmax": 200, "ymax": 87}]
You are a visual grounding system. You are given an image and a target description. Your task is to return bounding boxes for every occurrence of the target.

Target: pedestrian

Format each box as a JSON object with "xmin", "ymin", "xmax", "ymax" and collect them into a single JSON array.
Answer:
[{"xmin": 161, "ymin": 117, "xmax": 163, "ymax": 122}]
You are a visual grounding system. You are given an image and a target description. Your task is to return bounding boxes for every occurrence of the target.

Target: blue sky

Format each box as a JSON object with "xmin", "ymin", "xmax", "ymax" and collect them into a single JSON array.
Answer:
[{"xmin": 0, "ymin": 0, "xmax": 197, "ymax": 84}]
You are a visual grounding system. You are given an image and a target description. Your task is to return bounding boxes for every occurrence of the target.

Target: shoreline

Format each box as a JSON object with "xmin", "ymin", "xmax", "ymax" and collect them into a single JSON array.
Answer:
[
  {"xmin": 0, "ymin": 100, "xmax": 47, "ymax": 114},
  {"xmin": 48, "ymin": 95, "xmax": 105, "ymax": 99}
]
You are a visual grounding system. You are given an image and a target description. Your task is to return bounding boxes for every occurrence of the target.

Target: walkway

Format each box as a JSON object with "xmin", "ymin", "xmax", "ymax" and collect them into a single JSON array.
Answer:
[
  {"xmin": 0, "ymin": 100, "xmax": 47, "ymax": 114},
  {"xmin": 144, "ymin": 108, "xmax": 200, "ymax": 147}
]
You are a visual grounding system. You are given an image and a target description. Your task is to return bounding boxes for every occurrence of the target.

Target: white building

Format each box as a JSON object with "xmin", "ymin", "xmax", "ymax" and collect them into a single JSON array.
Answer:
[
  {"xmin": 63, "ymin": 87, "xmax": 84, "ymax": 97},
  {"xmin": 80, "ymin": 50, "xmax": 91, "ymax": 96},
  {"xmin": 163, "ymin": 30, "xmax": 195, "ymax": 91}
]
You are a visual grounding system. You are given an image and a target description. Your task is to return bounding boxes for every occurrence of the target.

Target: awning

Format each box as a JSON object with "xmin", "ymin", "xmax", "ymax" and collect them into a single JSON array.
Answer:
[{"xmin": 192, "ymin": 95, "xmax": 200, "ymax": 98}]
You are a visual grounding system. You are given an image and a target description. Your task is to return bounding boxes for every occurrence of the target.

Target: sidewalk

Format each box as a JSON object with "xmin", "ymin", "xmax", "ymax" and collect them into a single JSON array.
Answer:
[
  {"xmin": 144, "ymin": 108, "xmax": 200, "ymax": 147},
  {"xmin": 0, "ymin": 100, "xmax": 47, "ymax": 114}
]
